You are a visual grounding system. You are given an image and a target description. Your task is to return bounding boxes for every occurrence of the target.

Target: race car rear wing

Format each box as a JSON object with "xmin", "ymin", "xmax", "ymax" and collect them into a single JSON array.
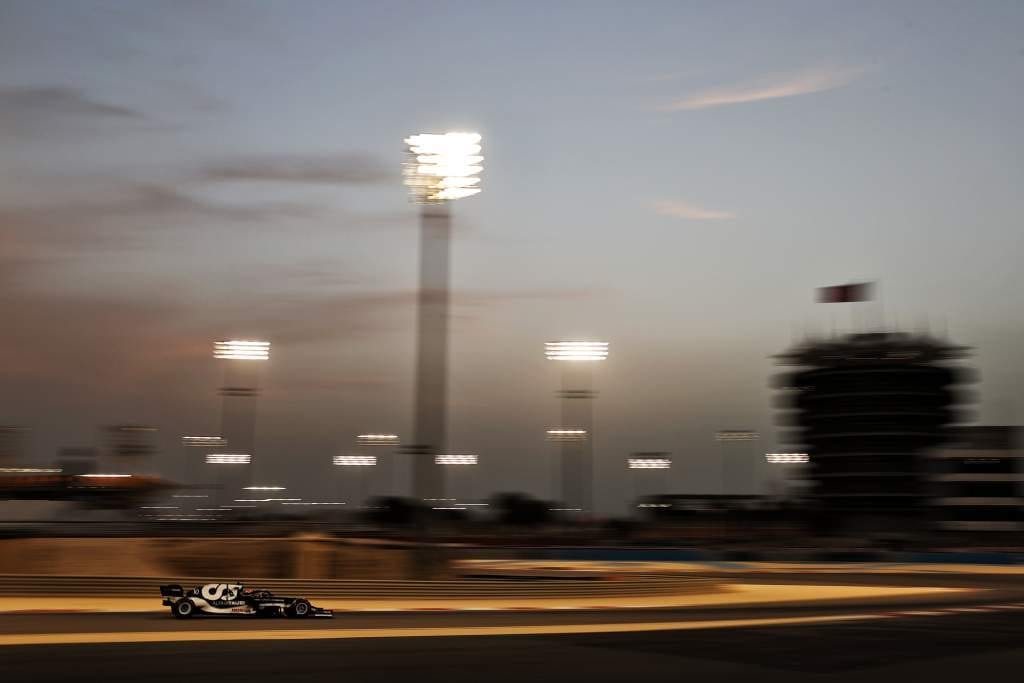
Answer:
[{"xmin": 159, "ymin": 584, "xmax": 184, "ymax": 597}]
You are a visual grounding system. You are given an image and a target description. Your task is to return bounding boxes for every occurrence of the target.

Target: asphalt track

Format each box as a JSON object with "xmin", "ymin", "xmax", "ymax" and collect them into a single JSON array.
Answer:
[
  {"xmin": 3, "ymin": 610, "xmax": 1022, "ymax": 682},
  {"xmin": 2, "ymin": 573, "xmax": 1022, "ymax": 682}
]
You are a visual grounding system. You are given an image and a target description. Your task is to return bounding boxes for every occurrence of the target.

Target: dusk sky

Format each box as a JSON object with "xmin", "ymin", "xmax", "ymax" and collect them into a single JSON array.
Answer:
[{"xmin": 1, "ymin": 1, "xmax": 1022, "ymax": 513}]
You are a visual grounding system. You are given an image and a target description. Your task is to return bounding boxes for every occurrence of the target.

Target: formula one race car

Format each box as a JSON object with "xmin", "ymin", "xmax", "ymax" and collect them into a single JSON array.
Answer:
[{"xmin": 160, "ymin": 582, "xmax": 333, "ymax": 619}]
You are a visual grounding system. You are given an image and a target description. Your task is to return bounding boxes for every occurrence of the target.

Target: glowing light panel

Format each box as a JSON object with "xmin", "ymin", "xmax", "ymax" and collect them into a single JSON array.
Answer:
[
  {"xmin": 333, "ymin": 455, "xmax": 377, "ymax": 466},
  {"xmin": 544, "ymin": 341, "xmax": 609, "ymax": 361},
  {"xmin": 627, "ymin": 458, "xmax": 672, "ymax": 469},
  {"xmin": 404, "ymin": 132, "xmax": 483, "ymax": 204},
  {"xmin": 213, "ymin": 340, "xmax": 270, "ymax": 360},
  {"xmin": 435, "ymin": 454, "xmax": 478, "ymax": 465},
  {"xmin": 205, "ymin": 453, "xmax": 251, "ymax": 464}
]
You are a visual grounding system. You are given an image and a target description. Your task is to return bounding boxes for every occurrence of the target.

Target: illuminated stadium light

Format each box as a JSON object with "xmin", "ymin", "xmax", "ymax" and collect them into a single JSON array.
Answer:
[
  {"xmin": 213, "ymin": 340, "xmax": 270, "ymax": 361},
  {"xmin": 0, "ymin": 467, "xmax": 62, "ymax": 474},
  {"xmin": 627, "ymin": 457, "xmax": 672, "ymax": 470},
  {"xmin": 715, "ymin": 430, "xmax": 760, "ymax": 442},
  {"xmin": 765, "ymin": 453, "xmax": 810, "ymax": 464},
  {"xmin": 205, "ymin": 453, "xmax": 251, "ymax": 464},
  {"xmin": 333, "ymin": 455, "xmax": 377, "ymax": 466},
  {"xmin": 356, "ymin": 434, "xmax": 399, "ymax": 446},
  {"xmin": 182, "ymin": 436, "xmax": 227, "ymax": 448},
  {"xmin": 404, "ymin": 132, "xmax": 483, "ymax": 204},
  {"xmin": 172, "ymin": 494, "xmax": 208, "ymax": 499},
  {"xmin": 234, "ymin": 498, "xmax": 300, "ymax": 503},
  {"xmin": 77, "ymin": 473, "xmax": 132, "ymax": 478},
  {"xmin": 107, "ymin": 424, "xmax": 156, "ymax": 435},
  {"xmin": 281, "ymin": 501, "xmax": 346, "ymax": 506},
  {"xmin": 435, "ymin": 454, "xmax": 478, "ymax": 465},
  {"xmin": 544, "ymin": 341, "xmax": 609, "ymax": 361},
  {"xmin": 546, "ymin": 428, "xmax": 588, "ymax": 442},
  {"xmin": 243, "ymin": 486, "xmax": 286, "ymax": 491}
]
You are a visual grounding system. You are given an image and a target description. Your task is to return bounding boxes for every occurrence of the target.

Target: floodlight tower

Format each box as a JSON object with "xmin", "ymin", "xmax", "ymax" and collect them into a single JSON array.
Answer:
[
  {"xmin": 403, "ymin": 132, "xmax": 483, "ymax": 504},
  {"xmin": 545, "ymin": 341, "xmax": 608, "ymax": 516},
  {"xmin": 355, "ymin": 433, "xmax": 399, "ymax": 496},
  {"xmin": 213, "ymin": 340, "xmax": 269, "ymax": 493},
  {"xmin": 435, "ymin": 453, "xmax": 479, "ymax": 505},
  {"xmin": 715, "ymin": 429, "xmax": 759, "ymax": 495},
  {"xmin": 181, "ymin": 435, "xmax": 227, "ymax": 486},
  {"xmin": 205, "ymin": 452, "xmax": 251, "ymax": 507},
  {"xmin": 333, "ymin": 454, "xmax": 377, "ymax": 507},
  {"xmin": 764, "ymin": 452, "xmax": 810, "ymax": 499},
  {"xmin": 627, "ymin": 454, "xmax": 671, "ymax": 513}
]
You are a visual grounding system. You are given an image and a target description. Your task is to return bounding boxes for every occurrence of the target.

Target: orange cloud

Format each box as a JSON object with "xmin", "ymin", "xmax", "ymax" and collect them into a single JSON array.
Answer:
[{"xmin": 659, "ymin": 66, "xmax": 863, "ymax": 111}]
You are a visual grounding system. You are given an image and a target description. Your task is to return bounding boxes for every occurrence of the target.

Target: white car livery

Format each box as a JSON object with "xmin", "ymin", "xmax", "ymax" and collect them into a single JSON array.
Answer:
[{"xmin": 160, "ymin": 582, "xmax": 333, "ymax": 618}]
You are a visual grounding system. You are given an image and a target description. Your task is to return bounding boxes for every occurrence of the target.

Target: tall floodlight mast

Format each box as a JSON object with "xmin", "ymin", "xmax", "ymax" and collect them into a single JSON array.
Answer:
[{"xmin": 403, "ymin": 132, "xmax": 483, "ymax": 503}]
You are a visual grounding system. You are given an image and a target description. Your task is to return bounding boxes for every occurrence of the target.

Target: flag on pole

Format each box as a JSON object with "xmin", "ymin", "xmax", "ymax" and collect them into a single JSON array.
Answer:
[{"xmin": 817, "ymin": 282, "xmax": 873, "ymax": 303}]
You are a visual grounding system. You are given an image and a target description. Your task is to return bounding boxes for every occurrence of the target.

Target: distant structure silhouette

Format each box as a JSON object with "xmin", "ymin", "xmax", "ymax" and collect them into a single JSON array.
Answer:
[
  {"xmin": 931, "ymin": 426, "xmax": 1021, "ymax": 537},
  {"xmin": 775, "ymin": 332, "xmax": 974, "ymax": 534}
]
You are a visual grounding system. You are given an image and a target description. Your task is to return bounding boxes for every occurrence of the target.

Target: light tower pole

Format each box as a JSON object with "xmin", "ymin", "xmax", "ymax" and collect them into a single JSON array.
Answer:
[
  {"xmin": 545, "ymin": 341, "xmax": 608, "ymax": 516},
  {"xmin": 182, "ymin": 435, "xmax": 226, "ymax": 487},
  {"xmin": 715, "ymin": 429, "xmax": 759, "ymax": 495},
  {"xmin": 213, "ymin": 340, "xmax": 269, "ymax": 496},
  {"xmin": 356, "ymin": 434, "xmax": 399, "ymax": 498},
  {"xmin": 403, "ymin": 132, "xmax": 483, "ymax": 504},
  {"xmin": 627, "ymin": 454, "xmax": 671, "ymax": 514},
  {"xmin": 333, "ymin": 455, "xmax": 377, "ymax": 508},
  {"xmin": 205, "ymin": 452, "xmax": 251, "ymax": 507},
  {"xmin": 435, "ymin": 453, "xmax": 479, "ymax": 505},
  {"xmin": 765, "ymin": 452, "xmax": 810, "ymax": 499}
]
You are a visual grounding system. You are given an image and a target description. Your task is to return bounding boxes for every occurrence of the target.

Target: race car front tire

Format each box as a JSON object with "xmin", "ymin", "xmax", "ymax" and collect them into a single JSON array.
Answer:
[
  {"xmin": 173, "ymin": 599, "xmax": 195, "ymax": 619},
  {"xmin": 288, "ymin": 600, "xmax": 311, "ymax": 618}
]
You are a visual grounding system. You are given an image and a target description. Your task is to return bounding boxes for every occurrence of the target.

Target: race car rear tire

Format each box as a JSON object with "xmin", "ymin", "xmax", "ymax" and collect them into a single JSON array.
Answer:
[
  {"xmin": 173, "ymin": 599, "xmax": 195, "ymax": 619},
  {"xmin": 288, "ymin": 600, "xmax": 311, "ymax": 618}
]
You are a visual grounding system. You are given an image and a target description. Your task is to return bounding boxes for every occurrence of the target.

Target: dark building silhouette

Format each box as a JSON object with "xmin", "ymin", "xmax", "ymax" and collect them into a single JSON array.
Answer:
[
  {"xmin": 930, "ymin": 426, "xmax": 1021, "ymax": 534},
  {"xmin": 775, "ymin": 332, "xmax": 974, "ymax": 533}
]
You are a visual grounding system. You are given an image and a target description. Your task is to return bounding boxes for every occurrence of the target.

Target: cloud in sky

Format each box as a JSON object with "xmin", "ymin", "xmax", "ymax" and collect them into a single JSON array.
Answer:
[
  {"xmin": 0, "ymin": 179, "xmax": 321, "ymax": 293},
  {"xmin": 1, "ymin": 181, "xmax": 309, "ymax": 239},
  {"xmin": 205, "ymin": 155, "xmax": 393, "ymax": 185},
  {"xmin": 0, "ymin": 86, "xmax": 143, "ymax": 136},
  {"xmin": 654, "ymin": 200, "xmax": 735, "ymax": 221},
  {"xmin": 658, "ymin": 66, "xmax": 863, "ymax": 111},
  {"xmin": 0, "ymin": 86, "xmax": 141, "ymax": 119}
]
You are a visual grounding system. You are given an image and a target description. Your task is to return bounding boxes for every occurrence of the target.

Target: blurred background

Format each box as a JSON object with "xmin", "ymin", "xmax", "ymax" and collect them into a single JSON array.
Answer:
[{"xmin": 0, "ymin": 0, "xmax": 1022, "ymax": 565}]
